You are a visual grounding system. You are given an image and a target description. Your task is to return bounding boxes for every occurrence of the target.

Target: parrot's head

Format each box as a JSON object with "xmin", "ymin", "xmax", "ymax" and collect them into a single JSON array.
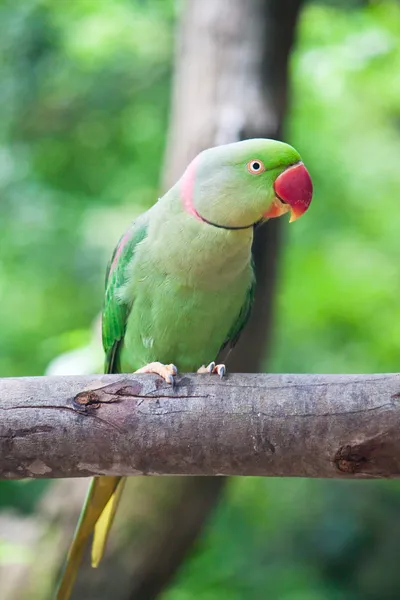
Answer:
[{"xmin": 180, "ymin": 138, "xmax": 313, "ymax": 229}]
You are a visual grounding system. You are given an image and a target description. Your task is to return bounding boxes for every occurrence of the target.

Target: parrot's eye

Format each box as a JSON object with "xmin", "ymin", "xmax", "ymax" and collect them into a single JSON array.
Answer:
[{"xmin": 247, "ymin": 160, "xmax": 265, "ymax": 175}]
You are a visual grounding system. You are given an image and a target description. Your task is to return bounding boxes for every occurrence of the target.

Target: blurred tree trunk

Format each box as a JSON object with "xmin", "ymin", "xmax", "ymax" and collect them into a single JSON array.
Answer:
[{"xmin": 1, "ymin": 1, "xmax": 304, "ymax": 599}]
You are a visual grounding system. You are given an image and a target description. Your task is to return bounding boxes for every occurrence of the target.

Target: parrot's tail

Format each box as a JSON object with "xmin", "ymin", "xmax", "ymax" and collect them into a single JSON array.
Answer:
[{"xmin": 55, "ymin": 475, "xmax": 126, "ymax": 600}]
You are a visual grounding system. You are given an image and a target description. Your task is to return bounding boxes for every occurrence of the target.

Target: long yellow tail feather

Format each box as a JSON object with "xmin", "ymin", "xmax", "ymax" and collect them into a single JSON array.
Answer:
[
  {"xmin": 91, "ymin": 477, "xmax": 126, "ymax": 567},
  {"xmin": 55, "ymin": 476, "xmax": 123, "ymax": 600}
]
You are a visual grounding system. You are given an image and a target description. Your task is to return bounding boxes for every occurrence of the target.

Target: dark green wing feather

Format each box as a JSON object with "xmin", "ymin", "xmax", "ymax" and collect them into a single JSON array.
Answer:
[
  {"xmin": 57, "ymin": 214, "xmax": 149, "ymax": 600},
  {"xmin": 102, "ymin": 215, "xmax": 148, "ymax": 374},
  {"xmin": 219, "ymin": 260, "xmax": 256, "ymax": 353}
]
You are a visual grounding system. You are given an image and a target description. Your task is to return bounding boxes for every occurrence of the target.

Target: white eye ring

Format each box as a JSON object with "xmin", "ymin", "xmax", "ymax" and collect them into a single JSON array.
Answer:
[{"xmin": 247, "ymin": 159, "xmax": 265, "ymax": 174}]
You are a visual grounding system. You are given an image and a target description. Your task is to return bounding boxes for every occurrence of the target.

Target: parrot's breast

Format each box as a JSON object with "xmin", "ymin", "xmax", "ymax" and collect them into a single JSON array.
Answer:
[
  {"xmin": 119, "ymin": 209, "xmax": 254, "ymax": 372},
  {"xmin": 120, "ymin": 261, "xmax": 252, "ymax": 373},
  {"xmin": 121, "ymin": 276, "xmax": 250, "ymax": 372}
]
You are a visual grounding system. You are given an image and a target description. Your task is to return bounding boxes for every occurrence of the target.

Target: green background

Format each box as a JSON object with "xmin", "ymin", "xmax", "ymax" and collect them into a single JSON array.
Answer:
[{"xmin": 1, "ymin": 1, "xmax": 400, "ymax": 598}]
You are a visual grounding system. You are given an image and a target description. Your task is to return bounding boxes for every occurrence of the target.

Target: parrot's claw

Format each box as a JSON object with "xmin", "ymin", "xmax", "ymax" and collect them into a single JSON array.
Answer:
[
  {"xmin": 135, "ymin": 362, "xmax": 178, "ymax": 386},
  {"xmin": 166, "ymin": 373, "xmax": 176, "ymax": 388},
  {"xmin": 216, "ymin": 364, "xmax": 226, "ymax": 379},
  {"xmin": 197, "ymin": 362, "xmax": 226, "ymax": 378}
]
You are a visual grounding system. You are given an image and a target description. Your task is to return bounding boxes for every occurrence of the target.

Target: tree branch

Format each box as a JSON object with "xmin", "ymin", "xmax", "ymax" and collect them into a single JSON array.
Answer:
[{"xmin": 2, "ymin": 373, "xmax": 400, "ymax": 480}]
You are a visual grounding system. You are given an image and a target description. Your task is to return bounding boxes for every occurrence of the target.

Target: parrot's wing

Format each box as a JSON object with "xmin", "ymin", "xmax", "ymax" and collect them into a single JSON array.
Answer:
[
  {"xmin": 220, "ymin": 263, "xmax": 256, "ymax": 352},
  {"xmin": 102, "ymin": 214, "xmax": 149, "ymax": 373},
  {"xmin": 92, "ymin": 215, "xmax": 149, "ymax": 555},
  {"xmin": 56, "ymin": 216, "xmax": 149, "ymax": 600}
]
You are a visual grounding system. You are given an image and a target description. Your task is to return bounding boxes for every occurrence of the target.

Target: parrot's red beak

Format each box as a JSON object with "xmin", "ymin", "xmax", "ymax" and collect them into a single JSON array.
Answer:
[{"xmin": 265, "ymin": 162, "xmax": 313, "ymax": 223}]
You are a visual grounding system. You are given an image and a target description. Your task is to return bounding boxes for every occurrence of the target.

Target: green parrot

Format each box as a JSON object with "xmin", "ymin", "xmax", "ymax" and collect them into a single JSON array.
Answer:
[{"xmin": 56, "ymin": 138, "xmax": 313, "ymax": 599}]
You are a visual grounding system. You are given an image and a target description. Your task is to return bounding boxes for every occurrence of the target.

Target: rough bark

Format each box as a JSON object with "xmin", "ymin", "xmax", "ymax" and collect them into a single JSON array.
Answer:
[{"xmin": 2, "ymin": 372, "xmax": 400, "ymax": 479}]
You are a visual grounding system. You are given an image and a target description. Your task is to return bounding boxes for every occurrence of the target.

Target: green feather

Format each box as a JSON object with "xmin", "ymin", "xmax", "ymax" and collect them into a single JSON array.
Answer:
[
  {"xmin": 102, "ymin": 215, "xmax": 148, "ymax": 373},
  {"xmin": 221, "ymin": 260, "xmax": 256, "ymax": 351}
]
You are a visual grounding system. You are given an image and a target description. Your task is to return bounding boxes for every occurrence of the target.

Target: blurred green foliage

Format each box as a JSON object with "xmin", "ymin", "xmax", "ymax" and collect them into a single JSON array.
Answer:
[
  {"xmin": 0, "ymin": 0, "xmax": 173, "ymax": 377},
  {"xmin": 1, "ymin": 0, "xmax": 400, "ymax": 598}
]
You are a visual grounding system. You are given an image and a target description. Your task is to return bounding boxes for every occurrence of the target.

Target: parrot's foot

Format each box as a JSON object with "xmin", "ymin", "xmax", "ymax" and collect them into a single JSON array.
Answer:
[
  {"xmin": 135, "ymin": 362, "xmax": 178, "ymax": 386},
  {"xmin": 197, "ymin": 362, "xmax": 226, "ymax": 379}
]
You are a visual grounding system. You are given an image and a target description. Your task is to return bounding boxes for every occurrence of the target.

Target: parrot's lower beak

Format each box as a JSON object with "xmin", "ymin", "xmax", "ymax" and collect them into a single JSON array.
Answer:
[
  {"xmin": 265, "ymin": 162, "xmax": 313, "ymax": 223},
  {"xmin": 262, "ymin": 197, "xmax": 290, "ymax": 220}
]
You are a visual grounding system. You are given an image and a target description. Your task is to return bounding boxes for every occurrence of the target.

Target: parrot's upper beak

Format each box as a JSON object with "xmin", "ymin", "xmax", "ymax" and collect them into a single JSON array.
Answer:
[{"xmin": 264, "ymin": 162, "xmax": 313, "ymax": 223}]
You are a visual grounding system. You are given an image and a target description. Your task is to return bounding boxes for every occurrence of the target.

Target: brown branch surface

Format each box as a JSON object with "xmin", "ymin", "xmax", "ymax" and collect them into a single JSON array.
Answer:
[{"xmin": 2, "ymin": 373, "xmax": 400, "ymax": 480}]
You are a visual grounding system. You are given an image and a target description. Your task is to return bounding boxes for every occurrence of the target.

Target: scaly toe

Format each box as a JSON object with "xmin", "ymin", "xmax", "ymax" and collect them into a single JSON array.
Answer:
[
  {"xmin": 197, "ymin": 363, "xmax": 212, "ymax": 374},
  {"xmin": 163, "ymin": 364, "xmax": 178, "ymax": 386},
  {"xmin": 135, "ymin": 362, "xmax": 178, "ymax": 385}
]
